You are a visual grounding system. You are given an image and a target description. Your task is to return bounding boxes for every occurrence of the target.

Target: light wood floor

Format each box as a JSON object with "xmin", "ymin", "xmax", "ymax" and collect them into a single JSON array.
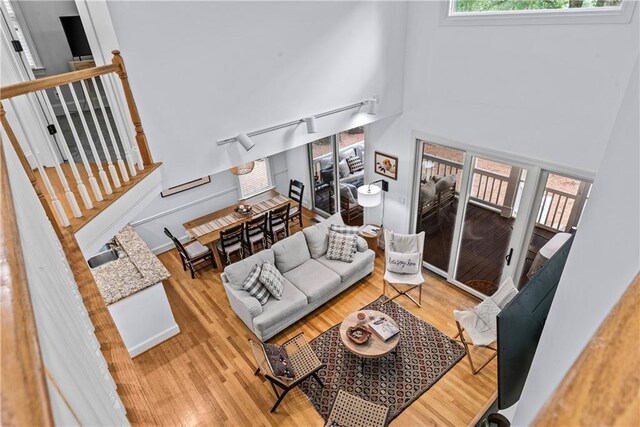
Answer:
[{"xmin": 133, "ymin": 218, "xmax": 497, "ymax": 426}]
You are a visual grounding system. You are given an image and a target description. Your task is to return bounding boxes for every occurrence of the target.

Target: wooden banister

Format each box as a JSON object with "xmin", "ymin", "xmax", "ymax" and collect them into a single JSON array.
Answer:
[
  {"xmin": 0, "ymin": 143, "xmax": 54, "ymax": 426},
  {"xmin": 532, "ymin": 272, "xmax": 640, "ymax": 426},
  {"xmin": 112, "ymin": 50, "xmax": 153, "ymax": 166},
  {"xmin": 0, "ymin": 104, "xmax": 62, "ymax": 239},
  {"xmin": 0, "ymin": 64, "xmax": 120, "ymax": 100}
]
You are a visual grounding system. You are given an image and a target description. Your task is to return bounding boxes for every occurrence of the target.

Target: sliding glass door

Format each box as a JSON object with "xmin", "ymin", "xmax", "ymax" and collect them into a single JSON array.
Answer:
[{"xmin": 308, "ymin": 127, "xmax": 365, "ymax": 225}]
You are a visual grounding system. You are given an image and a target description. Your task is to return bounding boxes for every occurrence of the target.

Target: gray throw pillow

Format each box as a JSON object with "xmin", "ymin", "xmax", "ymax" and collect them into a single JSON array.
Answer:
[
  {"xmin": 302, "ymin": 213, "xmax": 346, "ymax": 259},
  {"xmin": 436, "ymin": 173, "xmax": 456, "ymax": 193},
  {"xmin": 326, "ymin": 230, "xmax": 357, "ymax": 263},
  {"xmin": 242, "ymin": 264, "xmax": 270, "ymax": 305},
  {"xmin": 338, "ymin": 159, "xmax": 350, "ymax": 178},
  {"xmin": 259, "ymin": 261, "xmax": 285, "ymax": 299}
]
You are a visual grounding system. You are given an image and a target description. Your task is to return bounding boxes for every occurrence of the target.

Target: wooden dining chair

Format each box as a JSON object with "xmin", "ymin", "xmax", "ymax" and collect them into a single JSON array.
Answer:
[
  {"xmin": 267, "ymin": 203, "xmax": 290, "ymax": 246},
  {"xmin": 217, "ymin": 223, "xmax": 245, "ymax": 265},
  {"xmin": 244, "ymin": 214, "xmax": 268, "ymax": 255},
  {"xmin": 163, "ymin": 227, "xmax": 215, "ymax": 279},
  {"xmin": 288, "ymin": 179, "xmax": 304, "ymax": 228}
]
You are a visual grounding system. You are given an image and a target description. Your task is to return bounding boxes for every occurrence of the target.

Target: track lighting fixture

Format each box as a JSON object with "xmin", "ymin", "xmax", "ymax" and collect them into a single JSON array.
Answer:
[
  {"xmin": 236, "ymin": 133, "xmax": 255, "ymax": 151},
  {"xmin": 366, "ymin": 98, "xmax": 378, "ymax": 115},
  {"xmin": 305, "ymin": 117, "xmax": 317, "ymax": 134}
]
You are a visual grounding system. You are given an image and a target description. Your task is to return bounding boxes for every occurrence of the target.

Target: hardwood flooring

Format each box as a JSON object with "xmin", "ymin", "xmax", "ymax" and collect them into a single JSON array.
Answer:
[{"xmin": 131, "ymin": 213, "xmax": 498, "ymax": 426}]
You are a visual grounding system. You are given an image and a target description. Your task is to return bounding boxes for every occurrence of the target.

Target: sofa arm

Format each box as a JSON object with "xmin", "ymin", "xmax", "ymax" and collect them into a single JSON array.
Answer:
[
  {"xmin": 356, "ymin": 236, "xmax": 368, "ymax": 252},
  {"xmin": 222, "ymin": 275, "xmax": 263, "ymax": 330}
]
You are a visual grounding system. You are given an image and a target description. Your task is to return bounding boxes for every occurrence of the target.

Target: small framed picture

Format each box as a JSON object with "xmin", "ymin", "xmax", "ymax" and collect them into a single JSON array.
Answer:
[{"xmin": 374, "ymin": 152, "xmax": 398, "ymax": 180}]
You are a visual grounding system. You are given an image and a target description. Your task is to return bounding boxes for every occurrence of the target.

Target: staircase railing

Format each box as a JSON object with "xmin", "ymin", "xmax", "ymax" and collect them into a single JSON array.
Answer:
[{"xmin": 0, "ymin": 51, "xmax": 153, "ymax": 234}]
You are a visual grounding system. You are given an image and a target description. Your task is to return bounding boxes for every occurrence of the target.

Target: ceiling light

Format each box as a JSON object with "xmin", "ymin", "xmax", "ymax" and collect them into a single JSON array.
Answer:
[
  {"xmin": 366, "ymin": 98, "xmax": 378, "ymax": 115},
  {"xmin": 229, "ymin": 161, "xmax": 255, "ymax": 176},
  {"xmin": 305, "ymin": 117, "xmax": 317, "ymax": 134},
  {"xmin": 237, "ymin": 133, "xmax": 255, "ymax": 151}
]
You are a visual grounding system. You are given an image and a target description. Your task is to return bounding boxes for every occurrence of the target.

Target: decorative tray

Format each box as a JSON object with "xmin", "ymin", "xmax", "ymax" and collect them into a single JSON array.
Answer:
[
  {"xmin": 346, "ymin": 325, "xmax": 371, "ymax": 345},
  {"xmin": 235, "ymin": 204, "xmax": 253, "ymax": 215}
]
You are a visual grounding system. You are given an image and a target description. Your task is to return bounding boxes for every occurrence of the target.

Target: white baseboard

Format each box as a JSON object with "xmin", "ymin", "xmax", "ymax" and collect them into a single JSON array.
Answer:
[{"xmin": 129, "ymin": 324, "xmax": 180, "ymax": 358}]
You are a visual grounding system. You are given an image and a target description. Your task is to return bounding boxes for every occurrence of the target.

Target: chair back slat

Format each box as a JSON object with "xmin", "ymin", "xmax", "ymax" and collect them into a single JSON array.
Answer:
[
  {"xmin": 245, "ymin": 214, "xmax": 267, "ymax": 237},
  {"xmin": 289, "ymin": 180, "xmax": 304, "ymax": 205},
  {"xmin": 220, "ymin": 223, "xmax": 244, "ymax": 250},
  {"xmin": 269, "ymin": 203, "xmax": 290, "ymax": 228}
]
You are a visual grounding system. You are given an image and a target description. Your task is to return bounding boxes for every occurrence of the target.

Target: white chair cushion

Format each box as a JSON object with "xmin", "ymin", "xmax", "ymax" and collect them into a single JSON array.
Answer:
[
  {"xmin": 217, "ymin": 240, "xmax": 242, "ymax": 253},
  {"xmin": 185, "ymin": 240, "xmax": 210, "ymax": 258},
  {"xmin": 491, "ymin": 277, "xmax": 518, "ymax": 309},
  {"xmin": 454, "ymin": 298, "xmax": 501, "ymax": 346}
]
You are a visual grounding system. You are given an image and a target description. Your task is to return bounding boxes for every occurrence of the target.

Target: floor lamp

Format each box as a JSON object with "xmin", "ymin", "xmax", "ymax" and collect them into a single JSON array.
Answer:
[{"xmin": 357, "ymin": 179, "xmax": 389, "ymax": 226}]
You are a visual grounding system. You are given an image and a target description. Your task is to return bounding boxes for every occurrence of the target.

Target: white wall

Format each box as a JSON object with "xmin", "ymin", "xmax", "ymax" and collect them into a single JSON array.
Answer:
[
  {"xmin": 367, "ymin": 1, "xmax": 639, "ymax": 234},
  {"xmin": 513, "ymin": 57, "xmax": 640, "ymax": 425},
  {"xmin": 105, "ymin": 1, "xmax": 407, "ymax": 188}
]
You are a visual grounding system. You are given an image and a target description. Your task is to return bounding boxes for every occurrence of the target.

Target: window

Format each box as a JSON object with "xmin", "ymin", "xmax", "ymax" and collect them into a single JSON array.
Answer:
[
  {"xmin": 445, "ymin": 0, "xmax": 634, "ymax": 24},
  {"xmin": 238, "ymin": 158, "xmax": 274, "ymax": 199},
  {"xmin": 1, "ymin": 0, "xmax": 41, "ymax": 69},
  {"xmin": 452, "ymin": 0, "xmax": 623, "ymax": 14}
]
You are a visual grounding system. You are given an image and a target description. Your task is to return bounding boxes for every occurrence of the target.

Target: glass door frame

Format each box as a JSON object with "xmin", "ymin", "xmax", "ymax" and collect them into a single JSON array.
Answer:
[
  {"xmin": 307, "ymin": 134, "xmax": 342, "ymax": 218},
  {"xmin": 411, "ymin": 138, "xmax": 542, "ymax": 298}
]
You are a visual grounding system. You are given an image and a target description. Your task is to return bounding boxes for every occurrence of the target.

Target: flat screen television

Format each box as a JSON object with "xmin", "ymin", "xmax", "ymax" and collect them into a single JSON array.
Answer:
[
  {"xmin": 60, "ymin": 16, "xmax": 91, "ymax": 59},
  {"xmin": 496, "ymin": 233, "xmax": 575, "ymax": 409}
]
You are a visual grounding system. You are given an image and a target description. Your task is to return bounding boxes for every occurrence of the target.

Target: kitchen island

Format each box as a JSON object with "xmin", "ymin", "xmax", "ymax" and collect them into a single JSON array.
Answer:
[{"xmin": 91, "ymin": 225, "xmax": 179, "ymax": 357}]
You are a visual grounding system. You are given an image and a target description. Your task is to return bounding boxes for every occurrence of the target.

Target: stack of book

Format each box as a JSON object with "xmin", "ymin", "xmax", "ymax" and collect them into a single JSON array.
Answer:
[{"xmin": 368, "ymin": 317, "xmax": 399, "ymax": 341}]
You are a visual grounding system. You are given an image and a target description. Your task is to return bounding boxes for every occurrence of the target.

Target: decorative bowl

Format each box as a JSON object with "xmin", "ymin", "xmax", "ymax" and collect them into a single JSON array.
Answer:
[
  {"xmin": 346, "ymin": 326, "xmax": 371, "ymax": 345},
  {"xmin": 235, "ymin": 204, "xmax": 253, "ymax": 215}
]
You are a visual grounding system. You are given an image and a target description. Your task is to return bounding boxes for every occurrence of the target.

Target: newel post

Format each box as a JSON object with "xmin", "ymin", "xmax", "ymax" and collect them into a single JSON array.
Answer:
[
  {"xmin": 111, "ymin": 50, "xmax": 153, "ymax": 166},
  {"xmin": 0, "ymin": 103, "xmax": 62, "ymax": 239}
]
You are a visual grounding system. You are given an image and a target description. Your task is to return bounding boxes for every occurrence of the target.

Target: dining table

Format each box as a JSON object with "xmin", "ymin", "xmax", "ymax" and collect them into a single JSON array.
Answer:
[{"xmin": 182, "ymin": 189, "xmax": 294, "ymax": 271}]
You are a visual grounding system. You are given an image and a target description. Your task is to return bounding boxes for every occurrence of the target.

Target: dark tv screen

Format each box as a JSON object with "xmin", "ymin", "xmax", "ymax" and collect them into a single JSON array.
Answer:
[
  {"xmin": 60, "ymin": 16, "xmax": 91, "ymax": 58},
  {"xmin": 496, "ymin": 234, "xmax": 575, "ymax": 409}
]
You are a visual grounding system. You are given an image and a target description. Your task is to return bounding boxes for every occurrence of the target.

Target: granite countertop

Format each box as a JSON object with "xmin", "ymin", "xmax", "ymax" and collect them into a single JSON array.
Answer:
[{"xmin": 91, "ymin": 225, "xmax": 170, "ymax": 305}]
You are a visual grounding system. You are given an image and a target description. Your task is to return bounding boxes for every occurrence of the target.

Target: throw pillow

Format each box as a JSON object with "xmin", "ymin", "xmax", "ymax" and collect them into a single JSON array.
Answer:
[
  {"xmin": 326, "ymin": 230, "xmax": 357, "ymax": 263},
  {"xmin": 242, "ymin": 264, "xmax": 270, "ymax": 305},
  {"xmin": 329, "ymin": 224, "xmax": 359, "ymax": 235},
  {"xmin": 435, "ymin": 173, "xmax": 456, "ymax": 193},
  {"xmin": 338, "ymin": 159, "xmax": 350, "ymax": 178},
  {"xmin": 263, "ymin": 343, "xmax": 295, "ymax": 379},
  {"xmin": 346, "ymin": 155, "xmax": 364, "ymax": 173},
  {"xmin": 259, "ymin": 261, "xmax": 285, "ymax": 299},
  {"xmin": 386, "ymin": 251, "xmax": 421, "ymax": 274}
]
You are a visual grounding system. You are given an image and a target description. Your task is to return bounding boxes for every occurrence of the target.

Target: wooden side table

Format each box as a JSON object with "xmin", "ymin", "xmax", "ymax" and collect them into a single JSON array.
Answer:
[{"xmin": 359, "ymin": 224, "xmax": 383, "ymax": 257}]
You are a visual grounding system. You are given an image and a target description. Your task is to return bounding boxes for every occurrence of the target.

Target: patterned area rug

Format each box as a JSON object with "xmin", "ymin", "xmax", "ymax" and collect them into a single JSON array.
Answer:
[{"xmin": 299, "ymin": 296, "xmax": 465, "ymax": 423}]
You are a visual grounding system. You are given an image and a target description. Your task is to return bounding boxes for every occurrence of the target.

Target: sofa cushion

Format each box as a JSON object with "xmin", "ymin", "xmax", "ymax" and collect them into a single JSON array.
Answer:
[
  {"xmin": 326, "ymin": 231, "xmax": 357, "ymax": 263},
  {"xmin": 283, "ymin": 259, "xmax": 340, "ymax": 303},
  {"xmin": 338, "ymin": 159, "xmax": 350, "ymax": 178},
  {"xmin": 271, "ymin": 232, "xmax": 310, "ymax": 273},
  {"xmin": 436, "ymin": 173, "xmax": 456, "ymax": 193},
  {"xmin": 242, "ymin": 264, "xmax": 270, "ymax": 305},
  {"xmin": 224, "ymin": 249, "xmax": 275, "ymax": 290},
  {"xmin": 317, "ymin": 250, "xmax": 375, "ymax": 282},
  {"xmin": 302, "ymin": 213, "xmax": 345, "ymax": 259},
  {"xmin": 420, "ymin": 180, "xmax": 436, "ymax": 205},
  {"xmin": 259, "ymin": 261, "xmax": 285, "ymax": 299},
  {"xmin": 252, "ymin": 279, "xmax": 308, "ymax": 334}
]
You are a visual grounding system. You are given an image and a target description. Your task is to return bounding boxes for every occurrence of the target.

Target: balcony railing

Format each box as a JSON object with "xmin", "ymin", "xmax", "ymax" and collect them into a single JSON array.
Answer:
[
  {"xmin": 422, "ymin": 154, "xmax": 585, "ymax": 233},
  {"xmin": 0, "ymin": 51, "xmax": 158, "ymax": 235}
]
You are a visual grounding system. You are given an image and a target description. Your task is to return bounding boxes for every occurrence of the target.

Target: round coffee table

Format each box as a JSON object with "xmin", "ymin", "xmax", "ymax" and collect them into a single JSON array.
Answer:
[{"xmin": 339, "ymin": 310, "xmax": 400, "ymax": 359}]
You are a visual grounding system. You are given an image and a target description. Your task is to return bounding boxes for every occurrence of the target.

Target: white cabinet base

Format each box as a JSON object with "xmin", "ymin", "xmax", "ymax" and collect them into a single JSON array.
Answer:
[{"xmin": 107, "ymin": 282, "xmax": 180, "ymax": 357}]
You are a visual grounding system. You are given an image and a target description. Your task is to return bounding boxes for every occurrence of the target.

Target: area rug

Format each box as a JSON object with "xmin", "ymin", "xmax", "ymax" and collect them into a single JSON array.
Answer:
[{"xmin": 299, "ymin": 296, "xmax": 465, "ymax": 423}]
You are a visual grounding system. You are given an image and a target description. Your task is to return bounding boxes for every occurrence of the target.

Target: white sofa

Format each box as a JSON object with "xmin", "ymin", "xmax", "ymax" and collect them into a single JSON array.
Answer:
[{"xmin": 221, "ymin": 214, "xmax": 375, "ymax": 341}]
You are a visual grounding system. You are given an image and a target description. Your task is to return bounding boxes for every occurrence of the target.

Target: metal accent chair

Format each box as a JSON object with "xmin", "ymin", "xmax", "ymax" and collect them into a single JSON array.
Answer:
[
  {"xmin": 325, "ymin": 390, "xmax": 389, "ymax": 427},
  {"xmin": 382, "ymin": 230, "xmax": 426, "ymax": 307},
  {"xmin": 288, "ymin": 179, "xmax": 304, "ymax": 228},
  {"xmin": 163, "ymin": 227, "xmax": 215, "ymax": 279},
  {"xmin": 266, "ymin": 203, "xmax": 290, "ymax": 246},
  {"xmin": 216, "ymin": 223, "xmax": 244, "ymax": 265},
  {"xmin": 249, "ymin": 333, "xmax": 325, "ymax": 413},
  {"xmin": 452, "ymin": 277, "xmax": 518, "ymax": 374},
  {"xmin": 243, "ymin": 214, "xmax": 268, "ymax": 255}
]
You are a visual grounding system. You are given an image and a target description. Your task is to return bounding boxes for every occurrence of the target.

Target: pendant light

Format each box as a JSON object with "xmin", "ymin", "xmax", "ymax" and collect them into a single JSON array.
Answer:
[{"xmin": 229, "ymin": 161, "xmax": 255, "ymax": 176}]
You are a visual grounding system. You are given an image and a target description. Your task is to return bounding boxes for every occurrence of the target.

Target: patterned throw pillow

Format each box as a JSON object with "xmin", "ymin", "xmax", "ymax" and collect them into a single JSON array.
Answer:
[
  {"xmin": 329, "ymin": 224, "xmax": 359, "ymax": 235},
  {"xmin": 346, "ymin": 155, "xmax": 364, "ymax": 173},
  {"xmin": 263, "ymin": 343, "xmax": 295, "ymax": 379},
  {"xmin": 326, "ymin": 230, "xmax": 357, "ymax": 263},
  {"xmin": 242, "ymin": 264, "xmax": 270, "ymax": 305},
  {"xmin": 258, "ymin": 261, "xmax": 284, "ymax": 299}
]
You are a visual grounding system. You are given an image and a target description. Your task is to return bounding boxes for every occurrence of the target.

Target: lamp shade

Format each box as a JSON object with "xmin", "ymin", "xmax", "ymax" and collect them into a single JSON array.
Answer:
[
  {"xmin": 357, "ymin": 184, "xmax": 382, "ymax": 207},
  {"xmin": 229, "ymin": 161, "xmax": 255, "ymax": 175}
]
